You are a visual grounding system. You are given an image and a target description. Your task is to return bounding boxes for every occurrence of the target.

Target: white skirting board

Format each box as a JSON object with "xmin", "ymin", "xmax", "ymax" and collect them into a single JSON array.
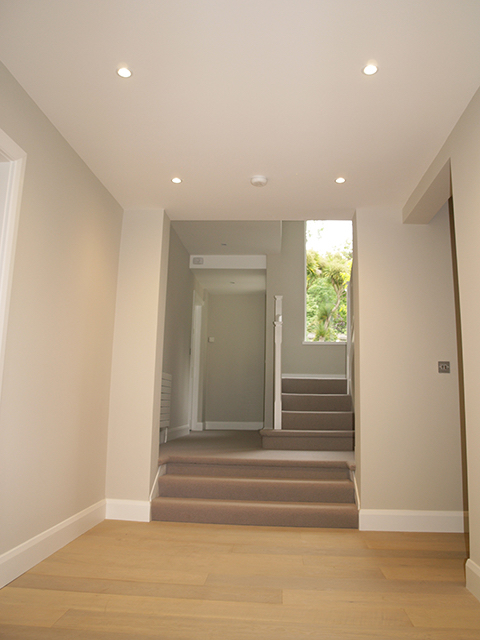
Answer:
[
  {"xmin": 359, "ymin": 509, "xmax": 467, "ymax": 533},
  {"xmin": 282, "ymin": 373, "xmax": 345, "ymax": 379},
  {"xmin": 205, "ymin": 422, "xmax": 263, "ymax": 430},
  {"xmin": 0, "ymin": 500, "xmax": 105, "ymax": 589},
  {"xmin": 466, "ymin": 559, "xmax": 480, "ymax": 603},
  {"xmin": 166, "ymin": 424, "xmax": 190, "ymax": 441},
  {"xmin": 105, "ymin": 499, "xmax": 151, "ymax": 523}
]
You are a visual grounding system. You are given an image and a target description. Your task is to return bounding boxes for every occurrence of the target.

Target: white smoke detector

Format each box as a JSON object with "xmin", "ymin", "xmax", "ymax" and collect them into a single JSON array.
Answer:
[{"xmin": 250, "ymin": 175, "xmax": 268, "ymax": 187}]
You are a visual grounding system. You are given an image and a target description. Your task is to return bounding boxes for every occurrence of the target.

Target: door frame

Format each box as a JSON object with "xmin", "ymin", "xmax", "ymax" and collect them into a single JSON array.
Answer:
[
  {"xmin": 0, "ymin": 130, "xmax": 26, "ymax": 394},
  {"xmin": 189, "ymin": 290, "xmax": 204, "ymax": 431}
]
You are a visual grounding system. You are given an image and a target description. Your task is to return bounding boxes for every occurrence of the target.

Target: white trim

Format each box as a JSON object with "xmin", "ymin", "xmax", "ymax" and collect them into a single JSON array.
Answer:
[
  {"xmin": 165, "ymin": 424, "xmax": 190, "ymax": 440},
  {"xmin": 302, "ymin": 341, "xmax": 347, "ymax": 346},
  {"xmin": 149, "ymin": 466, "xmax": 163, "ymax": 501},
  {"xmin": 189, "ymin": 292, "xmax": 203, "ymax": 433},
  {"xmin": 353, "ymin": 472, "xmax": 360, "ymax": 509},
  {"xmin": 191, "ymin": 421, "xmax": 205, "ymax": 431},
  {"xmin": 273, "ymin": 295, "xmax": 283, "ymax": 430},
  {"xmin": 466, "ymin": 559, "xmax": 480, "ymax": 603},
  {"xmin": 359, "ymin": 509, "xmax": 466, "ymax": 532},
  {"xmin": 205, "ymin": 422, "xmax": 263, "ymax": 431},
  {"xmin": 282, "ymin": 373, "xmax": 346, "ymax": 379},
  {"xmin": 105, "ymin": 499, "xmax": 151, "ymax": 522},
  {"xmin": 0, "ymin": 130, "xmax": 26, "ymax": 397},
  {"xmin": 0, "ymin": 500, "xmax": 105, "ymax": 588}
]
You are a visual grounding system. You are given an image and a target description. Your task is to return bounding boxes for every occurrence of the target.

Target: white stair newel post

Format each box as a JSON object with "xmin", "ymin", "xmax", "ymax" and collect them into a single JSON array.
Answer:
[{"xmin": 273, "ymin": 295, "xmax": 283, "ymax": 430}]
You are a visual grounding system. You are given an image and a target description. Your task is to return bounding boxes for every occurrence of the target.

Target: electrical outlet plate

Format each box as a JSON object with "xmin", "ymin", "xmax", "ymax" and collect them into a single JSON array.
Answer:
[{"xmin": 438, "ymin": 361, "xmax": 450, "ymax": 373}]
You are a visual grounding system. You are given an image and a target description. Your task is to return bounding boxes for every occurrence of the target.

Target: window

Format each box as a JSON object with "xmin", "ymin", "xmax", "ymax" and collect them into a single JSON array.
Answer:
[{"xmin": 305, "ymin": 220, "xmax": 352, "ymax": 343}]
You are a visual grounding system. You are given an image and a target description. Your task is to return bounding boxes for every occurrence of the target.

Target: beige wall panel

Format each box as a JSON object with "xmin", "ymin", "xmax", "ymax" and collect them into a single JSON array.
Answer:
[
  {"xmin": 356, "ymin": 204, "xmax": 462, "ymax": 512},
  {"xmin": 0, "ymin": 62, "xmax": 123, "ymax": 553},
  {"xmin": 106, "ymin": 210, "xmax": 169, "ymax": 502},
  {"xmin": 403, "ymin": 86, "xmax": 480, "ymax": 590}
]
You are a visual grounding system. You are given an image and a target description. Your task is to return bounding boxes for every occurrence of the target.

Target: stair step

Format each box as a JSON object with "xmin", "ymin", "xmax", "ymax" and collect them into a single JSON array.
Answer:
[
  {"xmin": 151, "ymin": 496, "xmax": 358, "ymax": 528},
  {"xmin": 260, "ymin": 429, "xmax": 354, "ymax": 451},
  {"xmin": 282, "ymin": 393, "xmax": 352, "ymax": 412},
  {"xmin": 158, "ymin": 475, "xmax": 355, "ymax": 503},
  {"xmin": 162, "ymin": 456, "xmax": 353, "ymax": 480},
  {"xmin": 282, "ymin": 378, "xmax": 347, "ymax": 395},
  {"xmin": 282, "ymin": 411, "xmax": 354, "ymax": 430}
]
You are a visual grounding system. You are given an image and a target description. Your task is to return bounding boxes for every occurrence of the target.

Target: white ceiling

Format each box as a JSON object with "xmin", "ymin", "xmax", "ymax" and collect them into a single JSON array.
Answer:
[
  {"xmin": 1, "ymin": 0, "xmax": 480, "ymax": 224},
  {"xmin": 190, "ymin": 268, "xmax": 266, "ymax": 296},
  {"xmin": 171, "ymin": 221, "xmax": 279, "ymax": 294},
  {"xmin": 172, "ymin": 220, "xmax": 282, "ymax": 255}
]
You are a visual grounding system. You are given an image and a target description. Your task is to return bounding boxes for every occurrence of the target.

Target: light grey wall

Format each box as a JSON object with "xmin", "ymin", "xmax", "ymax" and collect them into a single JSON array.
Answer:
[
  {"xmin": 403, "ymin": 85, "xmax": 480, "ymax": 599},
  {"xmin": 355, "ymin": 203, "xmax": 463, "ymax": 513},
  {"xmin": 0, "ymin": 62, "xmax": 123, "ymax": 556},
  {"xmin": 205, "ymin": 293, "xmax": 265, "ymax": 425},
  {"xmin": 264, "ymin": 221, "xmax": 347, "ymax": 428},
  {"xmin": 162, "ymin": 226, "xmax": 196, "ymax": 430}
]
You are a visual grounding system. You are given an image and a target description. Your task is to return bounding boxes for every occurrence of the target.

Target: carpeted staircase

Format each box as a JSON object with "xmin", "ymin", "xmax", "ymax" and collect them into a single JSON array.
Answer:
[
  {"xmin": 151, "ymin": 456, "xmax": 358, "ymax": 528},
  {"xmin": 260, "ymin": 377, "xmax": 354, "ymax": 451}
]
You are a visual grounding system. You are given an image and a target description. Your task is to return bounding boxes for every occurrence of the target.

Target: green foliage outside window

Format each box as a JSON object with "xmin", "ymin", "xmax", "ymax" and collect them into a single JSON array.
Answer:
[{"xmin": 306, "ymin": 224, "xmax": 352, "ymax": 342}]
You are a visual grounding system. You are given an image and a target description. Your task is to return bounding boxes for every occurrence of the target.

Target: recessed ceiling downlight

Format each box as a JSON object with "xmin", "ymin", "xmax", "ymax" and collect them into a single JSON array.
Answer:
[
  {"xmin": 363, "ymin": 64, "xmax": 378, "ymax": 75},
  {"xmin": 171, "ymin": 177, "xmax": 182, "ymax": 184},
  {"xmin": 335, "ymin": 177, "xmax": 346, "ymax": 184},
  {"xmin": 117, "ymin": 67, "xmax": 132, "ymax": 78},
  {"xmin": 250, "ymin": 175, "xmax": 268, "ymax": 187}
]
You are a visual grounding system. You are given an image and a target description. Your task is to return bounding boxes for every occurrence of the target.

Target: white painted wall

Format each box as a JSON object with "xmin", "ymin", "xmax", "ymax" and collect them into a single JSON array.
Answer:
[
  {"xmin": 403, "ymin": 85, "xmax": 480, "ymax": 599},
  {"xmin": 0, "ymin": 62, "xmax": 123, "ymax": 585},
  {"xmin": 106, "ymin": 209, "xmax": 170, "ymax": 519},
  {"xmin": 355, "ymin": 204, "xmax": 463, "ymax": 525}
]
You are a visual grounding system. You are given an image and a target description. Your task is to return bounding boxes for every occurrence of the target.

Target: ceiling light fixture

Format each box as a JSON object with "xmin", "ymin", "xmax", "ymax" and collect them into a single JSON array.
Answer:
[
  {"xmin": 363, "ymin": 64, "xmax": 378, "ymax": 76},
  {"xmin": 335, "ymin": 177, "xmax": 346, "ymax": 184},
  {"xmin": 171, "ymin": 177, "xmax": 182, "ymax": 184},
  {"xmin": 250, "ymin": 175, "xmax": 268, "ymax": 187},
  {"xmin": 117, "ymin": 67, "xmax": 132, "ymax": 78}
]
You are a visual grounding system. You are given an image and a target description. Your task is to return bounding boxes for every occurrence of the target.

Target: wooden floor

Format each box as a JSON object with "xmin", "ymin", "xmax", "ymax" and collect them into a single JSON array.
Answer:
[{"xmin": 0, "ymin": 520, "xmax": 479, "ymax": 639}]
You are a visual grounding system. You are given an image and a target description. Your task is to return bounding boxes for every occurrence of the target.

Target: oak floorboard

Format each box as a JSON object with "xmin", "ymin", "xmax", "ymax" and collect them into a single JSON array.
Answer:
[
  {"xmin": 0, "ymin": 521, "xmax": 478, "ymax": 640},
  {"xmin": 205, "ymin": 572, "xmax": 468, "ymax": 592},
  {"xmin": 28, "ymin": 560, "xmax": 209, "ymax": 586},
  {"xmin": 10, "ymin": 573, "xmax": 282, "ymax": 604},
  {"xmin": 3, "ymin": 621, "xmax": 480, "ymax": 640},
  {"xmin": 380, "ymin": 563, "xmax": 466, "ymax": 582},
  {"xmin": 361, "ymin": 531, "xmax": 469, "ymax": 552},
  {"xmin": 283, "ymin": 587, "xmax": 480, "ymax": 608},
  {"xmin": 405, "ymin": 606, "xmax": 480, "ymax": 629},
  {"xmin": 232, "ymin": 543, "xmax": 467, "ymax": 559}
]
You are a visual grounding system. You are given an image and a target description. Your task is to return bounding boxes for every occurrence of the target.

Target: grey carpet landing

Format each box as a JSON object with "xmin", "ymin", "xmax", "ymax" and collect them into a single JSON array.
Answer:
[
  {"xmin": 151, "ymin": 456, "xmax": 358, "ymax": 528},
  {"xmin": 260, "ymin": 377, "xmax": 354, "ymax": 451}
]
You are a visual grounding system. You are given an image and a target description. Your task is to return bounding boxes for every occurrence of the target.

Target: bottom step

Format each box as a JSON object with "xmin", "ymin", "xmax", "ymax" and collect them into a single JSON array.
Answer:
[
  {"xmin": 151, "ymin": 497, "xmax": 358, "ymax": 529},
  {"xmin": 260, "ymin": 429, "xmax": 354, "ymax": 451}
]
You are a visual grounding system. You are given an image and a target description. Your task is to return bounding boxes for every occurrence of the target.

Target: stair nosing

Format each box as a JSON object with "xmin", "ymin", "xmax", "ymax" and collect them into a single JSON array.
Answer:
[
  {"xmin": 261, "ymin": 429, "xmax": 353, "ymax": 437},
  {"xmin": 159, "ymin": 454, "xmax": 354, "ymax": 468},
  {"xmin": 152, "ymin": 496, "xmax": 358, "ymax": 510}
]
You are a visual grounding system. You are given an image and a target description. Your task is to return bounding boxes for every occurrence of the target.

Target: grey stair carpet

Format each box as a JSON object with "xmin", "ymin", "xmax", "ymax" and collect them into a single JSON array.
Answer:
[
  {"xmin": 260, "ymin": 378, "xmax": 354, "ymax": 451},
  {"xmin": 151, "ymin": 456, "xmax": 358, "ymax": 528}
]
